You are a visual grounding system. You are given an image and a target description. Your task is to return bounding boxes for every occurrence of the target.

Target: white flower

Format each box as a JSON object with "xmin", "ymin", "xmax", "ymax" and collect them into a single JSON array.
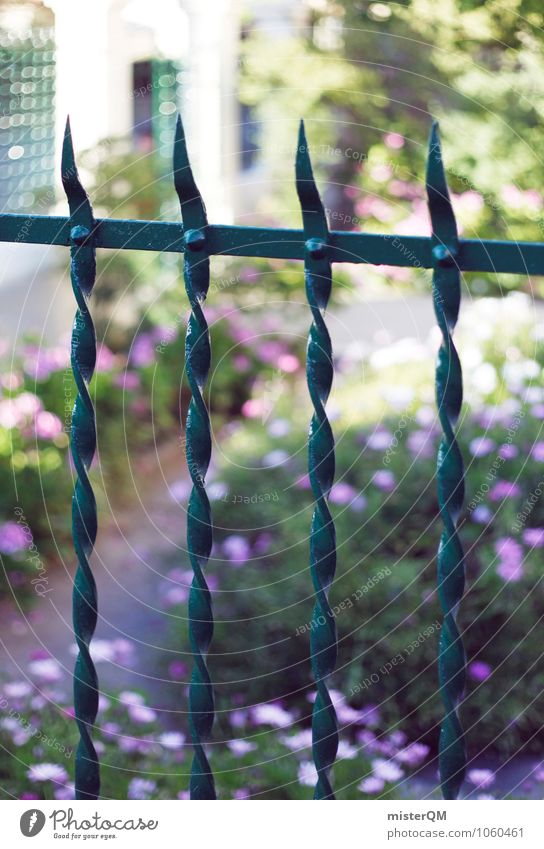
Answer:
[
  {"xmin": 27, "ymin": 763, "xmax": 69, "ymax": 783},
  {"xmin": 28, "ymin": 659, "xmax": 62, "ymax": 683},
  {"xmin": 158, "ymin": 732, "xmax": 185, "ymax": 750},
  {"xmin": 227, "ymin": 739, "xmax": 257, "ymax": 756},
  {"xmin": 371, "ymin": 758, "xmax": 404, "ymax": 782},
  {"xmin": 3, "ymin": 681, "xmax": 32, "ymax": 698},
  {"xmin": 298, "ymin": 760, "xmax": 318, "ymax": 787}
]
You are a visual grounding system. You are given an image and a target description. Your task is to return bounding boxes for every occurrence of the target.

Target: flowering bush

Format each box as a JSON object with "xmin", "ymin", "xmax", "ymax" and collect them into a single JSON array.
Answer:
[
  {"xmin": 6, "ymin": 644, "xmax": 542, "ymax": 800},
  {"xmin": 0, "ymin": 308, "xmax": 306, "ymax": 597},
  {"xmin": 158, "ymin": 293, "xmax": 544, "ymax": 758}
]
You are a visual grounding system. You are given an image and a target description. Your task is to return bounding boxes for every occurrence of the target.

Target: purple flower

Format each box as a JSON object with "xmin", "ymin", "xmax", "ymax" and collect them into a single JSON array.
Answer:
[
  {"xmin": 222, "ymin": 535, "xmax": 251, "ymax": 566},
  {"xmin": 233, "ymin": 787, "xmax": 250, "ymax": 800},
  {"xmin": 495, "ymin": 536, "xmax": 524, "ymax": 582},
  {"xmin": 358, "ymin": 776, "xmax": 384, "ymax": 794},
  {"xmin": 523, "ymin": 528, "xmax": 544, "ymax": 548},
  {"xmin": 498, "ymin": 443, "xmax": 518, "ymax": 460},
  {"xmin": 129, "ymin": 333, "xmax": 155, "ymax": 368},
  {"xmin": 0, "ymin": 521, "xmax": 30, "ymax": 554},
  {"xmin": 489, "ymin": 480, "xmax": 521, "ymax": 501},
  {"xmin": 54, "ymin": 783, "xmax": 75, "ymax": 800},
  {"xmin": 114, "ymin": 371, "xmax": 140, "ymax": 390},
  {"xmin": 531, "ymin": 404, "xmax": 544, "ymax": 419},
  {"xmin": 329, "ymin": 482, "xmax": 357, "ymax": 505},
  {"xmin": 472, "ymin": 505, "xmax": 492, "ymax": 524},
  {"xmin": 128, "ymin": 704, "xmax": 157, "ymax": 724},
  {"xmin": 366, "ymin": 429, "xmax": 393, "ymax": 451},
  {"xmin": 469, "ymin": 437, "xmax": 496, "ymax": 457},
  {"xmin": 372, "ymin": 470, "xmax": 396, "ymax": 492},
  {"xmin": 531, "ymin": 442, "xmax": 544, "ymax": 462},
  {"xmin": 468, "ymin": 661, "xmax": 492, "ymax": 682},
  {"xmin": 407, "ymin": 430, "xmax": 435, "ymax": 458},
  {"xmin": 395, "ymin": 742, "xmax": 429, "ymax": 766},
  {"xmin": 128, "ymin": 778, "xmax": 156, "ymax": 800},
  {"xmin": 168, "ymin": 660, "xmax": 188, "ymax": 680},
  {"xmin": 467, "ymin": 768, "xmax": 495, "ymax": 789}
]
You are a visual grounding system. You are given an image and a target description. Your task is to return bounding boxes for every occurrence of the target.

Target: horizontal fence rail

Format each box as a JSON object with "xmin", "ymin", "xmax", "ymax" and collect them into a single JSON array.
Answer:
[
  {"xmin": 3, "ymin": 213, "xmax": 544, "ymax": 275},
  {"xmin": 2, "ymin": 110, "xmax": 543, "ymax": 803}
]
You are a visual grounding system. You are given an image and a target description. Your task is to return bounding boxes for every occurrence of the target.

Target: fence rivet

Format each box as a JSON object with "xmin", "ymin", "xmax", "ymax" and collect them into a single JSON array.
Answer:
[
  {"xmin": 70, "ymin": 224, "xmax": 91, "ymax": 246},
  {"xmin": 432, "ymin": 243, "xmax": 457, "ymax": 267},
  {"xmin": 185, "ymin": 228, "xmax": 206, "ymax": 252},
  {"xmin": 305, "ymin": 237, "xmax": 327, "ymax": 259}
]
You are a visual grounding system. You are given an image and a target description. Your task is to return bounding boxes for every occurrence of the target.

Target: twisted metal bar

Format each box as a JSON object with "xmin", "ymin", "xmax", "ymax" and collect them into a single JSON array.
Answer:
[
  {"xmin": 61, "ymin": 118, "xmax": 100, "ymax": 800},
  {"xmin": 296, "ymin": 121, "xmax": 338, "ymax": 800},
  {"xmin": 173, "ymin": 115, "xmax": 216, "ymax": 800},
  {"xmin": 426, "ymin": 122, "xmax": 466, "ymax": 801}
]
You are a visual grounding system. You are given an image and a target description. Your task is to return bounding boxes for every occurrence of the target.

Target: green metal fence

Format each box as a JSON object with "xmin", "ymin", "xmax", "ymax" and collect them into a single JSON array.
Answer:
[{"xmin": 1, "ymin": 110, "xmax": 543, "ymax": 802}]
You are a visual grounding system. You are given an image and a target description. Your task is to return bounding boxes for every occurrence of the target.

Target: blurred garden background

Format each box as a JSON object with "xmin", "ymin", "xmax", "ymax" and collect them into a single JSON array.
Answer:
[{"xmin": 1, "ymin": 0, "xmax": 544, "ymax": 801}]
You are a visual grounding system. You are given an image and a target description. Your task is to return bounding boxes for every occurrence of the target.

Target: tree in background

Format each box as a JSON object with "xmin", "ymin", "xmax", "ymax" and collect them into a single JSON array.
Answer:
[{"xmin": 240, "ymin": 0, "xmax": 544, "ymax": 296}]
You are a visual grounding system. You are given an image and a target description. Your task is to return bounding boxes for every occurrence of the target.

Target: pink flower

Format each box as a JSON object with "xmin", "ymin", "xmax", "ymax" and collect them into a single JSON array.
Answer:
[
  {"xmin": 114, "ymin": 371, "xmax": 140, "ymax": 390},
  {"xmin": 0, "ymin": 521, "xmax": 30, "ymax": 554},
  {"xmin": 241, "ymin": 398, "xmax": 265, "ymax": 418},
  {"xmin": 372, "ymin": 470, "xmax": 396, "ymax": 492},
  {"xmin": 489, "ymin": 481, "xmax": 521, "ymax": 501},
  {"xmin": 467, "ymin": 768, "xmax": 495, "ymax": 789},
  {"xmin": 469, "ymin": 437, "xmax": 495, "ymax": 458},
  {"xmin": 277, "ymin": 353, "xmax": 299, "ymax": 373},
  {"xmin": 384, "ymin": 132, "xmax": 404, "ymax": 150},
  {"xmin": 522, "ymin": 528, "xmax": 544, "ymax": 548},
  {"xmin": 35, "ymin": 410, "xmax": 62, "ymax": 440},
  {"xmin": 95, "ymin": 345, "xmax": 116, "ymax": 372},
  {"xmin": 329, "ymin": 482, "xmax": 357, "ymax": 505},
  {"xmin": 468, "ymin": 661, "xmax": 492, "ymax": 682},
  {"xmin": 495, "ymin": 537, "xmax": 524, "ymax": 582},
  {"xmin": 498, "ymin": 443, "xmax": 518, "ymax": 460}
]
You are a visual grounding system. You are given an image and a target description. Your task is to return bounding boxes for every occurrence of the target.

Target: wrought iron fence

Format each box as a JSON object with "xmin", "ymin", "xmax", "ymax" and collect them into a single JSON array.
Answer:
[{"xmin": 1, "ymin": 110, "xmax": 543, "ymax": 802}]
